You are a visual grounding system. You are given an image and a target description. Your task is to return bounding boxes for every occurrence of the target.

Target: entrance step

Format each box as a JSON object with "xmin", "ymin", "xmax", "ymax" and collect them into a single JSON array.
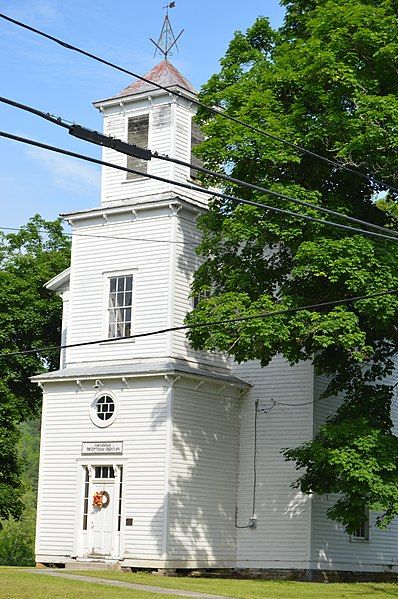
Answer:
[{"xmin": 65, "ymin": 560, "xmax": 121, "ymax": 571}]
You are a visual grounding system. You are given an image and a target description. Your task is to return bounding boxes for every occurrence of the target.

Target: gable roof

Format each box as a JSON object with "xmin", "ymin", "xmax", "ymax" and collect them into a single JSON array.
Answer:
[{"xmin": 115, "ymin": 59, "xmax": 197, "ymax": 99}]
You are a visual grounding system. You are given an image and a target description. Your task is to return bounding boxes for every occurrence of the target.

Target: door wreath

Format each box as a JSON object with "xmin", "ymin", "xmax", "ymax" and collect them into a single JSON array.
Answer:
[{"xmin": 93, "ymin": 490, "xmax": 110, "ymax": 509}]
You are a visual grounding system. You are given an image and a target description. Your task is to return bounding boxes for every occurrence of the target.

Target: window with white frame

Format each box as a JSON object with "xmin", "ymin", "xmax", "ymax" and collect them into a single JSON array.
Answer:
[
  {"xmin": 94, "ymin": 465, "xmax": 115, "ymax": 479},
  {"xmin": 90, "ymin": 392, "xmax": 119, "ymax": 428},
  {"xmin": 108, "ymin": 275, "xmax": 133, "ymax": 338},
  {"xmin": 192, "ymin": 289, "xmax": 212, "ymax": 309},
  {"xmin": 351, "ymin": 507, "xmax": 370, "ymax": 541},
  {"xmin": 127, "ymin": 114, "xmax": 149, "ymax": 179},
  {"xmin": 95, "ymin": 395, "xmax": 115, "ymax": 422}
]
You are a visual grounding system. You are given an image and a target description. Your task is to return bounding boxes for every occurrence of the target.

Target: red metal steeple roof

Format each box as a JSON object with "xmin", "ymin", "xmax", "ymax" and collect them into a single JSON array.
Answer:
[{"xmin": 115, "ymin": 60, "xmax": 197, "ymax": 99}]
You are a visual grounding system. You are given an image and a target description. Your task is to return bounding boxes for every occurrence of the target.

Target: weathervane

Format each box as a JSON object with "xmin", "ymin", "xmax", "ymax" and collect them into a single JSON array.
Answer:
[{"xmin": 150, "ymin": 2, "xmax": 184, "ymax": 60}]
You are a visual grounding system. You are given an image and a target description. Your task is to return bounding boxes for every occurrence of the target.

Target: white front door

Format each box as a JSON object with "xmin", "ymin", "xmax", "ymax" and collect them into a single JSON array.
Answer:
[
  {"xmin": 77, "ymin": 464, "xmax": 123, "ymax": 559},
  {"xmin": 91, "ymin": 483, "xmax": 115, "ymax": 555},
  {"xmin": 90, "ymin": 480, "xmax": 116, "ymax": 556}
]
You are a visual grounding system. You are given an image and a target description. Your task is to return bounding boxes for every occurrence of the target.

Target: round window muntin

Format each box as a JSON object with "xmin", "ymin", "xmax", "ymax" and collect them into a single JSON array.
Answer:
[{"xmin": 90, "ymin": 391, "xmax": 118, "ymax": 428}]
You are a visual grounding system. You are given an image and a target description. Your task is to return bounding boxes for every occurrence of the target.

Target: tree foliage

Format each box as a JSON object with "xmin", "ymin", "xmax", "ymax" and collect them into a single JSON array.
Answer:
[
  {"xmin": 186, "ymin": 0, "xmax": 398, "ymax": 531},
  {"xmin": 0, "ymin": 505, "xmax": 36, "ymax": 566},
  {"xmin": 0, "ymin": 419, "xmax": 41, "ymax": 566},
  {"xmin": 0, "ymin": 215, "xmax": 70, "ymax": 520}
]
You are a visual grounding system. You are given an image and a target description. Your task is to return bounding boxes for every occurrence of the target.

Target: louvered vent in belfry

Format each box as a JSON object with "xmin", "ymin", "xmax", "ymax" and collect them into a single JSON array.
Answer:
[{"xmin": 127, "ymin": 115, "xmax": 149, "ymax": 179}]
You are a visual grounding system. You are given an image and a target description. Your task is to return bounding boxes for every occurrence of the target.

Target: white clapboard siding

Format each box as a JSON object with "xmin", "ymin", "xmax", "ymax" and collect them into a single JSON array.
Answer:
[
  {"xmin": 65, "ymin": 213, "xmax": 173, "ymax": 366},
  {"xmin": 173, "ymin": 104, "xmax": 192, "ymax": 182},
  {"xmin": 310, "ymin": 369, "xmax": 398, "ymax": 571},
  {"xmin": 233, "ymin": 356, "xmax": 314, "ymax": 568},
  {"xmin": 171, "ymin": 210, "xmax": 228, "ymax": 370},
  {"xmin": 65, "ymin": 206, "xmax": 227, "ymax": 369},
  {"xmin": 36, "ymin": 379, "xmax": 167, "ymax": 559},
  {"xmin": 168, "ymin": 380, "xmax": 240, "ymax": 564},
  {"xmin": 172, "ymin": 104, "xmax": 209, "ymax": 206},
  {"xmin": 60, "ymin": 289, "xmax": 69, "ymax": 369}
]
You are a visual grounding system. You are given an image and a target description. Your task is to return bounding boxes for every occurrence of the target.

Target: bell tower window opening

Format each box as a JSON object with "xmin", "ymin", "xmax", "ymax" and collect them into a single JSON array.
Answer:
[
  {"xmin": 127, "ymin": 114, "xmax": 149, "ymax": 179},
  {"xmin": 108, "ymin": 275, "xmax": 133, "ymax": 339},
  {"xmin": 190, "ymin": 117, "xmax": 204, "ymax": 180}
]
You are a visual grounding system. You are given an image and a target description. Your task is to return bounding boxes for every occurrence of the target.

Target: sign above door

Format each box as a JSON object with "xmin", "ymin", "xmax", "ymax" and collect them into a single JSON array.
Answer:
[{"xmin": 81, "ymin": 441, "xmax": 123, "ymax": 455}]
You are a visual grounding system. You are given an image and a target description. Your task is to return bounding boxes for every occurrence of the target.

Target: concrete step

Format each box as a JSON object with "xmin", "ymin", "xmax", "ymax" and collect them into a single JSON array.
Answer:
[{"xmin": 65, "ymin": 560, "xmax": 121, "ymax": 571}]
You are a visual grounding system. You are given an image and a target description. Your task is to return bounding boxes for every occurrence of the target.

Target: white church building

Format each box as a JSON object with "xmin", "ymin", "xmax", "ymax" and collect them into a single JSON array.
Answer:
[{"xmin": 33, "ymin": 58, "xmax": 398, "ymax": 578}]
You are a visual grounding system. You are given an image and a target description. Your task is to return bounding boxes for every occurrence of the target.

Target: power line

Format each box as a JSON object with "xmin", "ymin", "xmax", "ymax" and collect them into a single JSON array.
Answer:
[
  {"xmin": 271, "ymin": 378, "xmax": 398, "ymax": 408},
  {"xmin": 2, "ymin": 95, "xmax": 397, "ymax": 241},
  {"xmin": 1, "ymin": 12, "xmax": 397, "ymax": 196},
  {"xmin": 273, "ymin": 396, "xmax": 333, "ymax": 408},
  {"xmin": 1, "ymin": 289, "xmax": 397, "ymax": 359},
  {"xmin": 154, "ymin": 150, "xmax": 398, "ymax": 239},
  {"xmin": 2, "ymin": 129, "xmax": 398, "ymax": 243},
  {"xmin": 0, "ymin": 95, "xmax": 70, "ymax": 130},
  {"xmin": 0, "ymin": 226, "xmax": 201, "ymax": 249}
]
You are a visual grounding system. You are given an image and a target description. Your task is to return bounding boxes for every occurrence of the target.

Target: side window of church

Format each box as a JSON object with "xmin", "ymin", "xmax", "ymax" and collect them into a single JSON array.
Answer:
[
  {"xmin": 192, "ymin": 289, "xmax": 211, "ymax": 309},
  {"xmin": 351, "ymin": 507, "xmax": 370, "ymax": 541},
  {"xmin": 190, "ymin": 118, "xmax": 204, "ymax": 180},
  {"xmin": 127, "ymin": 114, "xmax": 149, "ymax": 179},
  {"xmin": 108, "ymin": 275, "xmax": 133, "ymax": 338}
]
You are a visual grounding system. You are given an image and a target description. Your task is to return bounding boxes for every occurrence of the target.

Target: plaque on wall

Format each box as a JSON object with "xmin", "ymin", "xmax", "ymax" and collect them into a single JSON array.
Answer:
[{"xmin": 81, "ymin": 441, "xmax": 123, "ymax": 455}]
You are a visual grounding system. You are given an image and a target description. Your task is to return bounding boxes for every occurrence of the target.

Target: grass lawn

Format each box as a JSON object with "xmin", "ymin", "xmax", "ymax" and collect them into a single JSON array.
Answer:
[
  {"xmin": 2, "ymin": 567, "xmax": 398, "ymax": 599},
  {"xmin": 0, "ymin": 567, "xmax": 185, "ymax": 599},
  {"xmin": 69, "ymin": 570, "xmax": 398, "ymax": 599}
]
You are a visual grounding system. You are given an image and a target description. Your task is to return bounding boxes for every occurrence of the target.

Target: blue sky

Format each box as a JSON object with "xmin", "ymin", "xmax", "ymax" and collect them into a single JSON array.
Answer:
[{"xmin": 0, "ymin": 0, "xmax": 285, "ymax": 230}]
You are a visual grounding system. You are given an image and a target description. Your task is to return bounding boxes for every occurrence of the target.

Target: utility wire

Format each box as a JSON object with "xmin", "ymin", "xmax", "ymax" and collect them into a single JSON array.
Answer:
[
  {"xmin": 268, "ymin": 382, "xmax": 397, "ymax": 408},
  {"xmin": 2, "ymin": 129, "xmax": 398, "ymax": 243},
  {"xmin": 258, "ymin": 397, "xmax": 325, "ymax": 412},
  {"xmin": 0, "ymin": 226, "xmax": 201, "ymax": 249},
  {"xmin": 0, "ymin": 95, "xmax": 70, "ymax": 130},
  {"xmin": 155, "ymin": 150, "xmax": 398, "ymax": 239},
  {"xmin": 1, "ymin": 12, "xmax": 397, "ymax": 195},
  {"xmin": 1, "ymin": 289, "xmax": 397, "ymax": 359},
  {"xmin": 2, "ymin": 95, "xmax": 397, "ymax": 241}
]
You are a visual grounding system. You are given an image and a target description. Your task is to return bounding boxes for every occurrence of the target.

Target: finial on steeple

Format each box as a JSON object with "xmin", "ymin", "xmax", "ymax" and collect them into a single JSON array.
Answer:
[{"xmin": 150, "ymin": 3, "xmax": 184, "ymax": 61}]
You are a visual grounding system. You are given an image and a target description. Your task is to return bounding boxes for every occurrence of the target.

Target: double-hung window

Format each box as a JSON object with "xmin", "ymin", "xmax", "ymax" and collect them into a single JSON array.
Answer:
[{"xmin": 108, "ymin": 275, "xmax": 133, "ymax": 338}]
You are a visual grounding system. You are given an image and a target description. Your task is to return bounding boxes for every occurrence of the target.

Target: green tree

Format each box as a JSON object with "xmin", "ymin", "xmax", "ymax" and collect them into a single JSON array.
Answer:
[
  {"xmin": 187, "ymin": 0, "xmax": 398, "ymax": 532},
  {"xmin": 377, "ymin": 196, "xmax": 398, "ymax": 220},
  {"xmin": 0, "ymin": 418, "xmax": 42, "ymax": 566},
  {"xmin": 0, "ymin": 215, "xmax": 70, "ymax": 520},
  {"xmin": 0, "ymin": 506, "xmax": 36, "ymax": 566},
  {"xmin": 0, "ymin": 419, "xmax": 43, "ymax": 566},
  {"xmin": 19, "ymin": 418, "xmax": 41, "ymax": 496}
]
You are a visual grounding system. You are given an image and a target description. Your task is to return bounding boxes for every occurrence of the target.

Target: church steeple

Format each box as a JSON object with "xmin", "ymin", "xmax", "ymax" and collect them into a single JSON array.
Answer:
[
  {"xmin": 92, "ymin": 5, "xmax": 204, "ymax": 210},
  {"xmin": 93, "ymin": 60, "xmax": 203, "ymax": 209}
]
